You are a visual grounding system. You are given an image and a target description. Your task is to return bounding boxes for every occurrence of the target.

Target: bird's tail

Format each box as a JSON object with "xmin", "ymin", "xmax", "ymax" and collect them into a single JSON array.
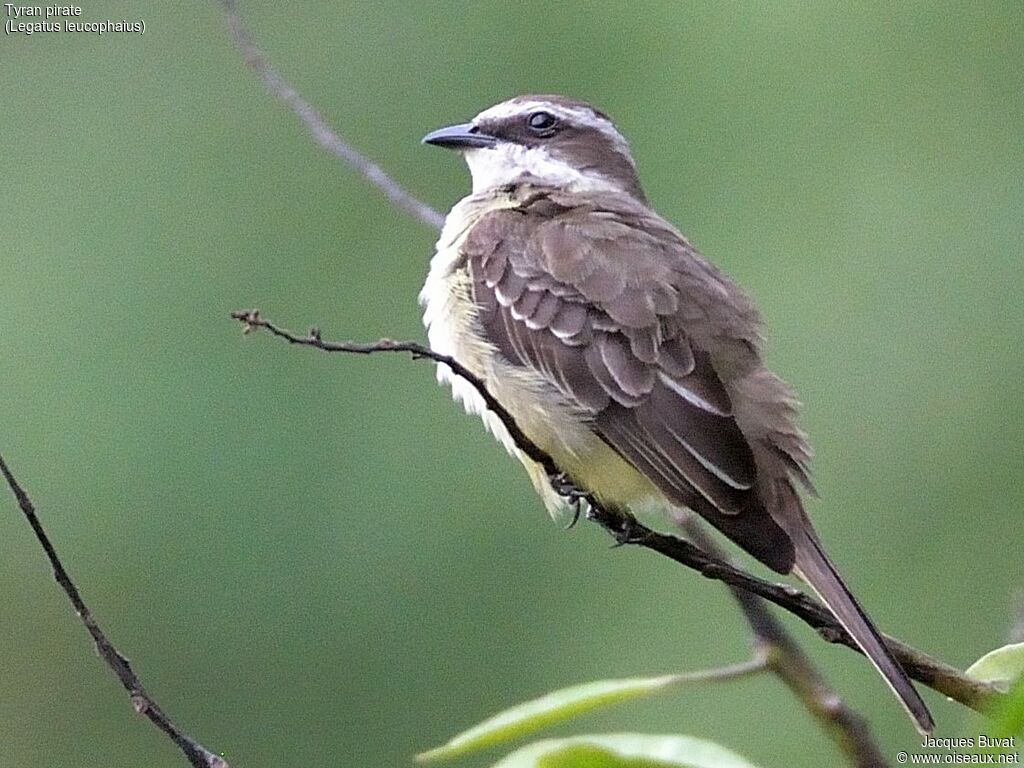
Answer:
[{"xmin": 792, "ymin": 529, "xmax": 934, "ymax": 734}]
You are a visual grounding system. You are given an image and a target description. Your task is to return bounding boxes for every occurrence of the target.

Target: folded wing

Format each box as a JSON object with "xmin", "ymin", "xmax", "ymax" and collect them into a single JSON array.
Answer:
[{"xmin": 464, "ymin": 193, "xmax": 797, "ymax": 571}]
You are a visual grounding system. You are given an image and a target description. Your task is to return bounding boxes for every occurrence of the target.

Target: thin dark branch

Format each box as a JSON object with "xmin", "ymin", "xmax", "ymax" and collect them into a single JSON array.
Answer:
[
  {"xmin": 231, "ymin": 310, "xmax": 550, "ymax": 470},
  {"xmin": 212, "ymin": 4, "xmax": 891, "ymax": 758},
  {"xmin": 213, "ymin": 4, "xmax": 998, "ymax": 758},
  {"xmin": 601, "ymin": 501, "xmax": 997, "ymax": 711},
  {"xmin": 216, "ymin": 0, "xmax": 446, "ymax": 232},
  {"xmin": 679, "ymin": 515, "xmax": 887, "ymax": 768},
  {"xmin": 230, "ymin": 308, "xmax": 1003, "ymax": 717},
  {"xmin": 758, "ymin": 602, "xmax": 888, "ymax": 767},
  {"xmin": 0, "ymin": 454, "xmax": 227, "ymax": 768},
  {"xmin": 209, "ymin": 8, "xmax": 890, "ymax": 751}
]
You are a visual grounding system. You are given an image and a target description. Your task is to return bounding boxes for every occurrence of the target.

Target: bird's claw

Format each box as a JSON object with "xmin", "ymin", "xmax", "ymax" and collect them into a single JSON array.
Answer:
[{"xmin": 550, "ymin": 472, "xmax": 590, "ymax": 528}]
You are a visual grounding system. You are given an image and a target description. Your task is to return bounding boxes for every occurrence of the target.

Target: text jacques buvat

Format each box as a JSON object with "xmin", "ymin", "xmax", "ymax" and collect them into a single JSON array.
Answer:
[{"xmin": 4, "ymin": 5, "xmax": 144, "ymax": 35}]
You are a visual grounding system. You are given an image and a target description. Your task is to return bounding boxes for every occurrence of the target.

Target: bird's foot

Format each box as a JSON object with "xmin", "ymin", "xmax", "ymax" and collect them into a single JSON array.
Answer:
[{"xmin": 549, "ymin": 472, "xmax": 590, "ymax": 528}]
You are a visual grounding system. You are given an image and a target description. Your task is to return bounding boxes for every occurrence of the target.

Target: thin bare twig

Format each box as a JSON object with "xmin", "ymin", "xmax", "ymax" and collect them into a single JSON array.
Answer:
[
  {"xmin": 668, "ymin": 655, "xmax": 770, "ymax": 684},
  {"xmin": 213, "ymin": 3, "xmax": 896, "ymax": 756},
  {"xmin": 758, "ymin": 601, "xmax": 888, "ymax": 767},
  {"xmin": 679, "ymin": 515, "xmax": 887, "ymax": 768},
  {"xmin": 0, "ymin": 454, "xmax": 227, "ymax": 768},
  {"xmin": 213, "ymin": 4, "xmax": 1002, "ymax": 760},
  {"xmin": 230, "ymin": 308, "xmax": 1003, "ymax": 718},
  {"xmin": 217, "ymin": 0, "xmax": 445, "ymax": 231},
  {"xmin": 210, "ymin": 3, "xmax": 898, "ymax": 747}
]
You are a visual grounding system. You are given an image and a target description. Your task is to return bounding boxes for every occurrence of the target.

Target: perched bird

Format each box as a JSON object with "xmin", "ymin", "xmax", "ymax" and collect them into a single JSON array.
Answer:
[{"xmin": 420, "ymin": 95, "xmax": 933, "ymax": 733}]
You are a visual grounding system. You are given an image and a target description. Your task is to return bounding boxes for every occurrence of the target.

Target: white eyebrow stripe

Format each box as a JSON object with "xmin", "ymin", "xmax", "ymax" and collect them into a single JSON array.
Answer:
[{"xmin": 474, "ymin": 99, "xmax": 632, "ymax": 159}]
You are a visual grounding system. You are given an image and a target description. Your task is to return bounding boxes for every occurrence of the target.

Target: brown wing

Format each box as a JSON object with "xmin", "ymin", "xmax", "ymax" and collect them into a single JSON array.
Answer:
[{"xmin": 464, "ymin": 191, "xmax": 799, "ymax": 572}]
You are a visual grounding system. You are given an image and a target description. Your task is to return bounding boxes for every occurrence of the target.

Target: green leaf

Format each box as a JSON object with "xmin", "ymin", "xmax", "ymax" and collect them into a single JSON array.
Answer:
[
  {"xmin": 488, "ymin": 734, "xmax": 765, "ymax": 768},
  {"xmin": 416, "ymin": 676, "xmax": 684, "ymax": 762},
  {"xmin": 990, "ymin": 675, "xmax": 1024, "ymax": 739},
  {"xmin": 966, "ymin": 643, "xmax": 1024, "ymax": 691}
]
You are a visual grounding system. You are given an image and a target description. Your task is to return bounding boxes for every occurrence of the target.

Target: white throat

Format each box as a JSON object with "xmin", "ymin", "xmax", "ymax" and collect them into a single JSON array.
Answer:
[{"xmin": 464, "ymin": 144, "xmax": 618, "ymax": 195}]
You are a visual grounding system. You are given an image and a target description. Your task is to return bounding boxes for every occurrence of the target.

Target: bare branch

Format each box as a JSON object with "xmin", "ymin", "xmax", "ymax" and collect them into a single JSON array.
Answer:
[
  {"xmin": 0, "ymin": 454, "xmax": 227, "ymax": 768},
  {"xmin": 231, "ymin": 309, "xmax": 549, "ymax": 469},
  {"xmin": 216, "ymin": 0, "xmax": 445, "ymax": 232},
  {"xmin": 762, "ymin": 616, "xmax": 887, "ymax": 767},
  {"xmin": 211, "ymin": 5, "xmax": 894, "ymax": 757},
  {"xmin": 679, "ymin": 515, "xmax": 887, "ymax": 768},
  {"xmin": 230, "ymin": 308, "xmax": 1003, "ymax": 718},
  {"xmin": 672, "ymin": 655, "xmax": 770, "ymax": 685},
  {"xmin": 213, "ymin": 4, "xmax": 996, "ymax": 756}
]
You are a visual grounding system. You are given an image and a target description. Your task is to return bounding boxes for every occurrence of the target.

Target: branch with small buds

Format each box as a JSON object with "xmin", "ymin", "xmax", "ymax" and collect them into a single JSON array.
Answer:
[
  {"xmin": 6, "ymin": 5, "xmax": 1001, "ymax": 768},
  {"xmin": 230, "ymin": 309, "xmax": 1002, "ymax": 721},
  {"xmin": 208, "ymin": 5, "xmax": 914, "ymax": 758}
]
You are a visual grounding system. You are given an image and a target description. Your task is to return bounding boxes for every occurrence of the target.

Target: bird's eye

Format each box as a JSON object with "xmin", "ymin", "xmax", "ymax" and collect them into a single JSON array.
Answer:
[{"xmin": 527, "ymin": 111, "xmax": 558, "ymax": 135}]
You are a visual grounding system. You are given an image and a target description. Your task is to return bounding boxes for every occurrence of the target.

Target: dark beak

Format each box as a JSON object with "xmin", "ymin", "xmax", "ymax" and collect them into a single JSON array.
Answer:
[{"xmin": 422, "ymin": 122, "xmax": 498, "ymax": 150}]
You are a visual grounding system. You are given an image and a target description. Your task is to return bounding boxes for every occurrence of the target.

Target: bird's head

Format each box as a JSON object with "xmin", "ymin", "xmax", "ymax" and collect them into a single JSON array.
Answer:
[{"xmin": 423, "ymin": 95, "xmax": 646, "ymax": 202}]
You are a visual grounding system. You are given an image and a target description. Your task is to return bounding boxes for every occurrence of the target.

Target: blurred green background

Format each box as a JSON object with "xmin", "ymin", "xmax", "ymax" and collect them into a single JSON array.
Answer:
[{"xmin": 2, "ymin": 2, "xmax": 1022, "ymax": 766}]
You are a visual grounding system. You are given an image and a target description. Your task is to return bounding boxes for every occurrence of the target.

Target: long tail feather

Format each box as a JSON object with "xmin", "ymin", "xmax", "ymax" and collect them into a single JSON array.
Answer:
[{"xmin": 793, "ymin": 532, "xmax": 934, "ymax": 734}]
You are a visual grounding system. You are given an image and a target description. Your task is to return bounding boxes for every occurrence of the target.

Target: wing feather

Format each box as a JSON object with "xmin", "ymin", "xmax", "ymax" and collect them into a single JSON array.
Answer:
[{"xmin": 463, "ymin": 192, "xmax": 806, "ymax": 572}]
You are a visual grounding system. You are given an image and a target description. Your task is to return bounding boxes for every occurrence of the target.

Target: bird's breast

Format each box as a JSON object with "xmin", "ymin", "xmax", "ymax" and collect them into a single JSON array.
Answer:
[
  {"xmin": 419, "ymin": 199, "xmax": 659, "ymax": 517},
  {"xmin": 420, "ymin": 225, "xmax": 587, "ymax": 460}
]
